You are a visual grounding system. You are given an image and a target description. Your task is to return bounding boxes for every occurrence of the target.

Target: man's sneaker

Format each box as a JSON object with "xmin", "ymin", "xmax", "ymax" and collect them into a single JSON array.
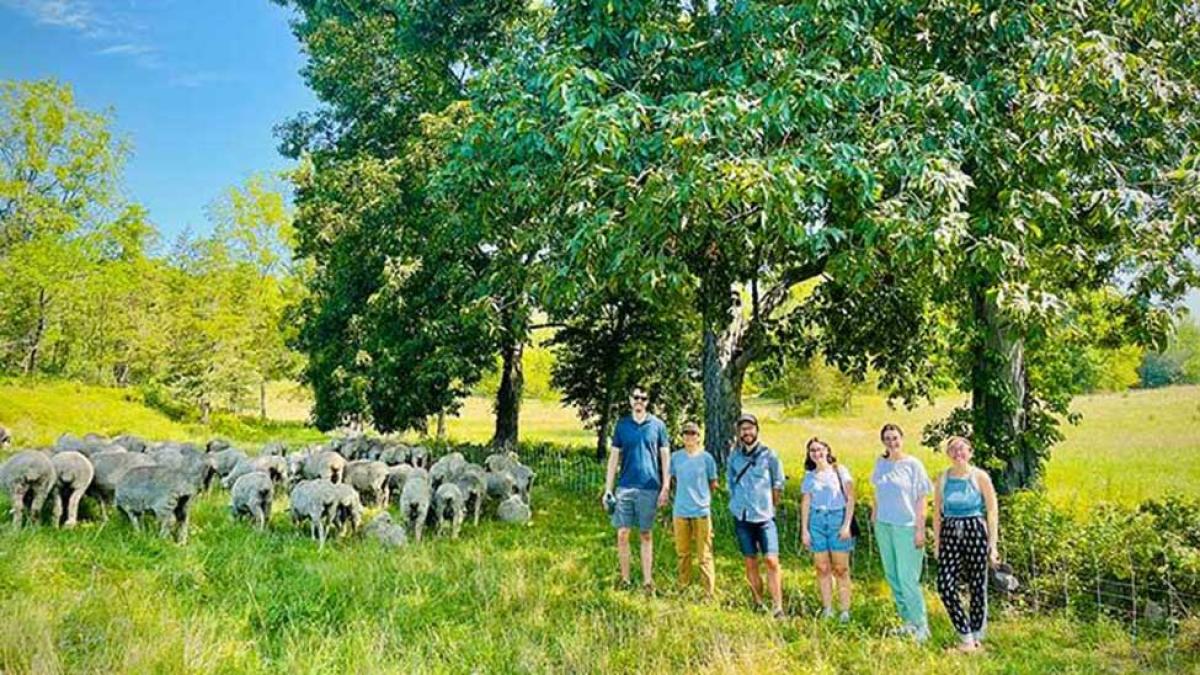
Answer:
[
  {"xmin": 838, "ymin": 610, "xmax": 851, "ymax": 624},
  {"xmin": 772, "ymin": 608, "xmax": 787, "ymax": 620},
  {"xmin": 821, "ymin": 607, "xmax": 835, "ymax": 620}
]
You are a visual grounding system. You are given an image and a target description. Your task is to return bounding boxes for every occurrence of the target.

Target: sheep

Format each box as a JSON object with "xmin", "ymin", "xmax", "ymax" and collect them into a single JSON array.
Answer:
[
  {"xmin": 429, "ymin": 452, "xmax": 466, "ymax": 489},
  {"xmin": 408, "ymin": 445, "xmax": 430, "ymax": 469},
  {"xmin": 378, "ymin": 442, "xmax": 411, "ymax": 466},
  {"xmin": 88, "ymin": 451, "xmax": 157, "ymax": 519},
  {"xmin": 303, "ymin": 450, "xmax": 347, "ymax": 484},
  {"xmin": 433, "ymin": 482, "xmax": 466, "ymax": 539},
  {"xmin": 453, "ymin": 465, "xmax": 487, "ymax": 527},
  {"xmin": 289, "ymin": 478, "xmax": 337, "ymax": 548},
  {"xmin": 149, "ymin": 444, "xmax": 216, "ymax": 492},
  {"xmin": 54, "ymin": 433, "xmax": 89, "ymax": 454},
  {"xmin": 386, "ymin": 463, "xmax": 414, "ymax": 496},
  {"xmin": 362, "ymin": 512, "xmax": 407, "ymax": 548},
  {"xmin": 484, "ymin": 451, "xmax": 520, "ymax": 473},
  {"xmin": 485, "ymin": 469, "xmax": 518, "ymax": 502},
  {"xmin": 398, "ymin": 467, "xmax": 432, "ymax": 542},
  {"xmin": 509, "ymin": 463, "xmax": 537, "ymax": 506},
  {"xmin": 114, "ymin": 465, "xmax": 196, "ymax": 544},
  {"xmin": 0, "ymin": 425, "xmax": 10, "ymax": 448},
  {"xmin": 224, "ymin": 455, "xmax": 289, "ymax": 489},
  {"xmin": 343, "ymin": 460, "xmax": 390, "ymax": 507},
  {"xmin": 49, "ymin": 450, "xmax": 94, "ymax": 528},
  {"xmin": 261, "ymin": 442, "xmax": 287, "ymax": 457},
  {"xmin": 330, "ymin": 483, "xmax": 365, "ymax": 537},
  {"xmin": 111, "ymin": 434, "xmax": 147, "ymax": 453},
  {"xmin": 497, "ymin": 495, "xmax": 532, "ymax": 524},
  {"xmin": 230, "ymin": 471, "xmax": 273, "ymax": 530},
  {"xmin": 0, "ymin": 450, "xmax": 57, "ymax": 527},
  {"xmin": 206, "ymin": 438, "xmax": 232, "ymax": 453},
  {"xmin": 211, "ymin": 448, "xmax": 249, "ymax": 479}
]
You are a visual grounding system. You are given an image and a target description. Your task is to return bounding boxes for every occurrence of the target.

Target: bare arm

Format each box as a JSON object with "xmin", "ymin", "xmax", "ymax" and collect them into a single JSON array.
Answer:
[
  {"xmin": 603, "ymin": 447, "xmax": 619, "ymax": 501},
  {"xmin": 932, "ymin": 473, "xmax": 943, "ymax": 556},
  {"xmin": 657, "ymin": 447, "xmax": 671, "ymax": 507},
  {"xmin": 981, "ymin": 471, "xmax": 1000, "ymax": 564},
  {"xmin": 772, "ymin": 488, "xmax": 782, "ymax": 507},
  {"xmin": 914, "ymin": 496, "xmax": 927, "ymax": 547},
  {"xmin": 842, "ymin": 478, "xmax": 856, "ymax": 533},
  {"xmin": 801, "ymin": 492, "xmax": 812, "ymax": 547}
]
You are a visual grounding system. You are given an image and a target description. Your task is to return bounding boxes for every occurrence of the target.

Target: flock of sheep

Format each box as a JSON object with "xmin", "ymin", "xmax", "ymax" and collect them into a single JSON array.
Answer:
[{"xmin": 0, "ymin": 430, "xmax": 536, "ymax": 549}]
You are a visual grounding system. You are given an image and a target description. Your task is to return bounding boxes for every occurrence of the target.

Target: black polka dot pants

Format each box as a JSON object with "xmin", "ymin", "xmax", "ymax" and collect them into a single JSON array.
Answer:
[{"xmin": 937, "ymin": 516, "xmax": 989, "ymax": 638}]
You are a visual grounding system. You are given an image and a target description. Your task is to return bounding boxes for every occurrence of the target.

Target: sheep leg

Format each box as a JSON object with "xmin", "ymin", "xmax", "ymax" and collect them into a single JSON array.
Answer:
[
  {"xmin": 124, "ymin": 507, "xmax": 141, "ymax": 531},
  {"xmin": 157, "ymin": 509, "xmax": 177, "ymax": 540},
  {"xmin": 66, "ymin": 488, "xmax": 84, "ymax": 528},
  {"xmin": 49, "ymin": 486, "xmax": 64, "ymax": 528},
  {"xmin": 28, "ymin": 485, "xmax": 51, "ymax": 526},
  {"xmin": 414, "ymin": 509, "xmax": 424, "ymax": 543},
  {"xmin": 453, "ymin": 512, "xmax": 463, "ymax": 540},
  {"xmin": 177, "ymin": 506, "xmax": 190, "ymax": 545},
  {"xmin": 380, "ymin": 485, "xmax": 389, "ymax": 509},
  {"xmin": 473, "ymin": 495, "xmax": 481, "ymax": 527},
  {"xmin": 9, "ymin": 484, "xmax": 30, "ymax": 528},
  {"xmin": 316, "ymin": 517, "xmax": 327, "ymax": 550}
]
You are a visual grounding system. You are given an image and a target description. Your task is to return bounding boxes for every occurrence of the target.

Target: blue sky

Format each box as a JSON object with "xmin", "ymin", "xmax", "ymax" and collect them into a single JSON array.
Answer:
[{"xmin": 0, "ymin": 0, "xmax": 317, "ymax": 240}]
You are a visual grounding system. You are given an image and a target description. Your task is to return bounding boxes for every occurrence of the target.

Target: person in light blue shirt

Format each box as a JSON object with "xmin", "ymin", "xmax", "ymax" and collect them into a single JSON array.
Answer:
[
  {"xmin": 602, "ymin": 386, "xmax": 670, "ymax": 593},
  {"xmin": 800, "ymin": 437, "xmax": 855, "ymax": 622},
  {"xmin": 726, "ymin": 413, "xmax": 786, "ymax": 618},
  {"xmin": 669, "ymin": 421, "xmax": 718, "ymax": 595}
]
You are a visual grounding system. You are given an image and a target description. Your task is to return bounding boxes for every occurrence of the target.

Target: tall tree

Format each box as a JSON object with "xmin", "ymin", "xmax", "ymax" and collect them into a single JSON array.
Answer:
[{"xmin": 878, "ymin": 1, "xmax": 1200, "ymax": 491}]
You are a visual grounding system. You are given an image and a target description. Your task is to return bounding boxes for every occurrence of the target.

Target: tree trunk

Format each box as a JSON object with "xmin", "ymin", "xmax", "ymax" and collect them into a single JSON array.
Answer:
[
  {"xmin": 702, "ymin": 292, "xmax": 750, "ymax": 467},
  {"xmin": 971, "ymin": 287, "xmax": 1034, "ymax": 493},
  {"xmin": 595, "ymin": 406, "xmax": 613, "ymax": 461},
  {"xmin": 259, "ymin": 381, "xmax": 268, "ymax": 420},
  {"xmin": 491, "ymin": 338, "xmax": 524, "ymax": 451},
  {"xmin": 200, "ymin": 398, "xmax": 211, "ymax": 426},
  {"xmin": 436, "ymin": 411, "xmax": 447, "ymax": 440},
  {"xmin": 23, "ymin": 287, "xmax": 48, "ymax": 375}
]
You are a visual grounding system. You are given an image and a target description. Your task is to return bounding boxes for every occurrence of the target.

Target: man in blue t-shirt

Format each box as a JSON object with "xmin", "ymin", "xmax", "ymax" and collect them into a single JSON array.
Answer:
[{"xmin": 602, "ymin": 385, "xmax": 670, "ymax": 593}]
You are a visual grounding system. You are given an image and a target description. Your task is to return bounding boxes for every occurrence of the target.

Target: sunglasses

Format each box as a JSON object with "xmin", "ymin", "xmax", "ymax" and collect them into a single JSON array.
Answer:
[
  {"xmin": 631, "ymin": 395, "xmax": 648, "ymax": 401},
  {"xmin": 682, "ymin": 430, "xmax": 699, "ymax": 436}
]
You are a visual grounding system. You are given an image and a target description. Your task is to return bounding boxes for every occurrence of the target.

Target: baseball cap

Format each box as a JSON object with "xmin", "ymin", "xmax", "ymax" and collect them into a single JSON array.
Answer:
[{"xmin": 735, "ymin": 413, "xmax": 759, "ymax": 428}]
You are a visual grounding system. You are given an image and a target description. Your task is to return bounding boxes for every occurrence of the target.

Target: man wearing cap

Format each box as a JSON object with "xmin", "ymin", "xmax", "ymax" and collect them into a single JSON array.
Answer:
[
  {"xmin": 602, "ymin": 385, "xmax": 671, "ymax": 592},
  {"xmin": 669, "ymin": 421, "xmax": 719, "ymax": 597},
  {"xmin": 727, "ymin": 412, "xmax": 787, "ymax": 617}
]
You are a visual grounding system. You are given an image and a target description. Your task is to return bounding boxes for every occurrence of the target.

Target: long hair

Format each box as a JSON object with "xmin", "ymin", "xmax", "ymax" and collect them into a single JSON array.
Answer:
[
  {"xmin": 804, "ymin": 437, "xmax": 837, "ymax": 471},
  {"xmin": 879, "ymin": 423, "xmax": 904, "ymax": 458}
]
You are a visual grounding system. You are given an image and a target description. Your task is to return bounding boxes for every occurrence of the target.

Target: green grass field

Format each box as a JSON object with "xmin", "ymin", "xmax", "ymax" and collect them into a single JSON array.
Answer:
[{"xmin": 1, "ymin": 381, "xmax": 1198, "ymax": 672}]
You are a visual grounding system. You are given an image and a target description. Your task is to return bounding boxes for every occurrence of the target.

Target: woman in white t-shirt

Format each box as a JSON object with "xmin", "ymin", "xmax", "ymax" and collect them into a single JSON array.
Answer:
[
  {"xmin": 870, "ymin": 423, "xmax": 933, "ymax": 642},
  {"xmin": 800, "ymin": 437, "xmax": 855, "ymax": 622}
]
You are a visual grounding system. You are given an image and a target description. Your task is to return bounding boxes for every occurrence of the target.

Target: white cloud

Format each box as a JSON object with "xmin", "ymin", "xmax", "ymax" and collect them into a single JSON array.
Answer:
[{"xmin": 97, "ymin": 42, "xmax": 154, "ymax": 56}]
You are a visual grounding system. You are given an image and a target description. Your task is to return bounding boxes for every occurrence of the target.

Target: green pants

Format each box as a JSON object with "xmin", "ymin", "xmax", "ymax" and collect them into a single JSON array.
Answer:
[{"xmin": 875, "ymin": 521, "xmax": 928, "ymax": 629}]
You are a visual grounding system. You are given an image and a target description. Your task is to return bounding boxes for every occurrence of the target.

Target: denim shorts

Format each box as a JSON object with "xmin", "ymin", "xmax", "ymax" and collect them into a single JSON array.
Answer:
[
  {"xmin": 733, "ymin": 518, "xmax": 779, "ymax": 557},
  {"xmin": 808, "ymin": 507, "xmax": 855, "ymax": 553},
  {"xmin": 612, "ymin": 488, "xmax": 659, "ymax": 532}
]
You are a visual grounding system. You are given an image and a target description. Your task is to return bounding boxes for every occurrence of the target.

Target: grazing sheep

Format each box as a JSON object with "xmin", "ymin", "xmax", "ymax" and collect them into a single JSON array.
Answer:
[
  {"xmin": 484, "ymin": 451, "xmax": 520, "ymax": 473},
  {"xmin": 49, "ymin": 450, "xmax": 94, "ymax": 528},
  {"xmin": 429, "ymin": 452, "xmax": 466, "ymax": 489},
  {"xmin": 289, "ymin": 479, "xmax": 337, "ymax": 548},
  {"xmin": 330, "ymin": 483, "xmax": 365, "ymax": 536},
  {"xmin": 114, "ymin": 465, "xmax": 196, "ymax": 544},
  {"xmin": 485, "ymin": 469, "xmax": 518, "ymax": 502},
  {"xmin": 433, "ymin": 482, "xmax": 466, "ymax": 539},
  {"xmin": 224, "ymin": 455, "xmax": 289, "ymax": 490},
  {"xmin": 211, "ymin": 448, "xmax": 248, "ymax": 479},
  {"xmin": 0, "ymin": 426, "xmax": 10, "ymax": 448},
  {"xmin": 362, "ymin": 512, "xmax": 407, "ymax": 548},
  {"xmin": 303, "ymin": 450, "xmax": 347, "ymax": 484},
  {"xmin": 0, "ymin": 451, "xmax": 57, "ymax": 527},
  {"xmin": 54, "ymin": 433, "xmax": 88, "ymax": 454},
  {"xmin": 399, "ymin": 468, "xmax": 432, "ymax": 542},
  {"xmin": 378, "ymin": 442, "xmax": 410, "ymax": 466},
  {"xmin": 387, "ymin": 463, "xmax": 414, "ymax": 495},
  {"xmin": 230, "ymin": 471, "xmax": 273, "ymax": 530},
  {"xmin": 206, "ymin": 438, "xmax": 231, "ymax": 453},
  {"xmin": 509, "ymin": 463, "xmax": 536, "ymax": 505},
  {"xmin": 497, "ymin": 495, "xmax": 532, "ymax": 524},
  {"xmin": 149, "ymin": 445, "xmax": 216, "ymax": 492},
  {"xmin": 453, "ymin": 465, "xmax": 487, "ymax": 527},
  {"xmin": 261, "ymin": 442, "xmax": 287, "ymax": 457},
  {"xmin": 343, "ymin": 460, "xmax": 390, "ymax": 507},
  {"xmin": 111, "ymin": 434, "xmax": 147, "ymax": 453},
  {"xmin": 408, "ymin": 445, "xmax": 430, "ymax": 469},
  {"xmin": 89, "ymin": 451, "xmax": 157, "ymax": 519}
]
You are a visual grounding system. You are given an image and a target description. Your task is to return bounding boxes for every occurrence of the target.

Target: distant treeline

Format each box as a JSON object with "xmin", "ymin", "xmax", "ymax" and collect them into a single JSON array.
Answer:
[{"xmin": 0, "ymin": 80, "xmax": 301, "ymax": 421}]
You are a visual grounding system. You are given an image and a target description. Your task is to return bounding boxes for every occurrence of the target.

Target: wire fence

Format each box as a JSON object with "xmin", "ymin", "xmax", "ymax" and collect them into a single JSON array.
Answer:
[{"xmin": 492, "ymin": 444, "xmax": 1200, "ymax": 648}]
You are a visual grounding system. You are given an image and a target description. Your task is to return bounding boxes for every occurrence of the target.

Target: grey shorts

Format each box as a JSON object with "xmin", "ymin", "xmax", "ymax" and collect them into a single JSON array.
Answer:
[{"xmin": 612, "ymin": 488, "xmax": 659, "ymax": 532}]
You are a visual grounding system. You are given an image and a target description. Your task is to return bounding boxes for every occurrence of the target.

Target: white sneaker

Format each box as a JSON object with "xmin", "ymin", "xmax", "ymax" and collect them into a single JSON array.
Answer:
[
  {"xmin": 821, "ymin": 607, "xmax": 835, "ymax": 620},
  {"xmin": 913, "ymin": 625, "xmax": 931, "ymax": 643},
  {"xmin": 838, "ymin": 611, "xmax": 851, "ymax": 624}
]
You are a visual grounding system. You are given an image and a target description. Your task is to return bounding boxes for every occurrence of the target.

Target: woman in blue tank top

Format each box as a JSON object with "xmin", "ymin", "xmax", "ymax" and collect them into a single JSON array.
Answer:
[{"xmin": 932, "ymin": 436, "xmax": 1000, "ymax": 653}]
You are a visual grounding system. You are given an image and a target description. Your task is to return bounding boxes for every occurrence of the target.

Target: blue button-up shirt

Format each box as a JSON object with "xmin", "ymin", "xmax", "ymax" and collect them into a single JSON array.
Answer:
[{"xmin": 727, "ymin": 443, "xmax": 785, "ymax": 523}]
